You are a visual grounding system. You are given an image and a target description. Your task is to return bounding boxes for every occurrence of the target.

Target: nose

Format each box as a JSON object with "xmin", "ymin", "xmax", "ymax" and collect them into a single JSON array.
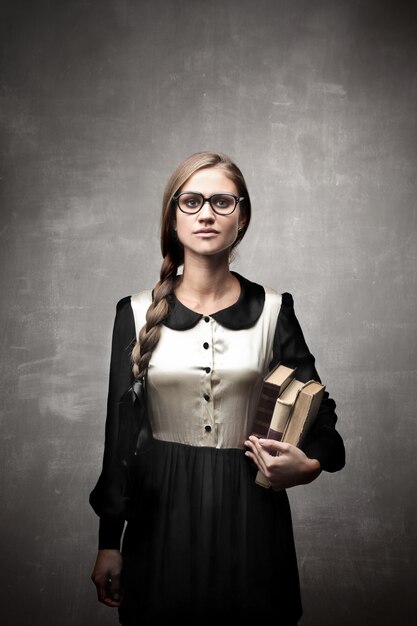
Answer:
[{"xmin": 198, "ymin": 199, "xmax": 215, "ymax": 220}]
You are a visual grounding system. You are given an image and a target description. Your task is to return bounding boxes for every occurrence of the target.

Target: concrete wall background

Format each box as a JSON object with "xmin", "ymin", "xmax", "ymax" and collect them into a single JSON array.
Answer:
[{"xmin": 1, "ymin": 1, "xmax": 416, "ymax": 624}]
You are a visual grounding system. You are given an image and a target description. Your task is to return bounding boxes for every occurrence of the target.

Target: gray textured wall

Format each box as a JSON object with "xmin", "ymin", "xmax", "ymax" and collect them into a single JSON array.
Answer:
[{"xmin": 1, "ymin": 1, "xmax": 416, "ymax": 624}]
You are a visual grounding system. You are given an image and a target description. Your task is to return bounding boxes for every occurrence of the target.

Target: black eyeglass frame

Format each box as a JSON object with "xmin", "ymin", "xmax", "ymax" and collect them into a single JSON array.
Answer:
[{"xmin": 173, "ymin": 192, "xmax": 245, "ymax": 216}]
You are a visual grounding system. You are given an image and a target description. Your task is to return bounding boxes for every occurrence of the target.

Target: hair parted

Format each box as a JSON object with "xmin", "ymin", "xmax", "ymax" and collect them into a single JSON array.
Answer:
[{"xmin": 131, "ymin": 151, "xmax": 251, "ymax": 380}]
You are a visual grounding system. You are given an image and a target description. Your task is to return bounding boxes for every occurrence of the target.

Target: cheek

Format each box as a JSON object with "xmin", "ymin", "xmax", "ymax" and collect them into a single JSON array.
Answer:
[
  {"xmin": 174, "ymin": 210, "xmax": 184, "ymax": 232},
  {"xmin": 175, "ymin": 214, "xmax": 191, "ymax": 242},
  {"xmin": 227, "ymin": 216, "xmax": 240, "ymax": 234}
]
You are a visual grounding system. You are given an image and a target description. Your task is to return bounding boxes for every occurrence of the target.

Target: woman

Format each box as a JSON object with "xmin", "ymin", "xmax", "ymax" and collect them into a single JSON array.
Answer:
[{"xmin": 90, "ymin": 151, "xmax": 345, "ymax": 625}]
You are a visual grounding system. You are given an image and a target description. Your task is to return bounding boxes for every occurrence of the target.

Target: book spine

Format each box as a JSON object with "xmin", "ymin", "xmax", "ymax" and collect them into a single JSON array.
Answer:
[
  {"xmin": 282, "ymin": 387, "xmax": 324, "ymax": 447},
  {"xmin": 254, "ymin": 399, "xmax": 293, "ymax": 488},
  {"xmin": 296, "ymin": 389, "xmax": 324, "ymax": 446},
  {"xmin": 267, "ymin": 400, "xmax": 293, "ymax": 440},
  {"xmin": 251, "ymin": 383, "xmax": 282, "ymax": 438},
  {"xmin": 282, "ymin": 394, "xmax": 312, "ymax": 446},
  {"xmin": 255, "ymin": 471, "xmax": 270, "ymax": 488}
]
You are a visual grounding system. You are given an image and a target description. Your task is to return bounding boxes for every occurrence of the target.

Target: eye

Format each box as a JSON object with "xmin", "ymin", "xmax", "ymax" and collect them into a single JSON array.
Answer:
[
  {"xmin": 212, "ymin": 195, "xmax": 234, "ymax": 209},
  {"xmin": 178, "ymin": 193, "xmax": 203, "ymax": 211}
]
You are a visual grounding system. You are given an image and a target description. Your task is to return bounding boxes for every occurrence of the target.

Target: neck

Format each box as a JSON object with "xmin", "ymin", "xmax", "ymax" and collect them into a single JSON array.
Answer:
[{"xmin": 175, "ymin": 252, "xmax": 240, "ymax": 314}]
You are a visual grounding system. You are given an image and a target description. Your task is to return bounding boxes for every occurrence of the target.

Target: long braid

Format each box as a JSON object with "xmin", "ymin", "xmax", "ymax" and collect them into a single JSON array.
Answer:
[{"xmin": 131, "ymin": 254, "xmax": 178, "ymax": 380}]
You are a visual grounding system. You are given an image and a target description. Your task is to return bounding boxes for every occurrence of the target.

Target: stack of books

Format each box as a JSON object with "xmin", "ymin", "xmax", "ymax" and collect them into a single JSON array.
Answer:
[{"xmin": 250, "ymin": 362, "xmax": 325, "ymax": 488}]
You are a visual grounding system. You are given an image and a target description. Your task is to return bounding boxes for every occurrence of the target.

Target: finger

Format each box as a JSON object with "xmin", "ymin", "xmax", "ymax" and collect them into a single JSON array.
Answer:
[
  {"xmin": 245, "ymin": 437, "xmax": 264, "ymax": 465},
  {"xmin": 244, "ymin": 435, "xmax": 256, "ymax": 449},
  {"xmin": 92, "ymin": 575, "xmax": 109, "ymax": 604},
  {"xmin": 109, "ymin": 574, "xmax": 122, "ymax": 602},
  {"xmin": 102, "ymin": 595, "xmax": 122, "ymax": 607},
  {"xmin": 245, "ymin": 448, "xmax": 266, "ymax": 469},
  {"xmin": 245, "ymin": 435, "xmax": 265, "ymax": 455},
  {"xmin": 98, "ymin": 583, "xmax": 121, "ymax": 607},
  {"xmin": 250, "ymin": 436, "xmax": 279, "ymax": 466},
  {"xmin": 250, "ymin": 437, "xmax": 275, "ymax": 461},
  {"xmin": 258, "ymin": 439, "xmax": 290, "ymax": 454},
  {"xmin": 244, "ymin": 438, "xmax": 259, "ymax": 460},
  {"xmin": 245, "ymin": 439, "xmax": 270, "ymax": 476}
]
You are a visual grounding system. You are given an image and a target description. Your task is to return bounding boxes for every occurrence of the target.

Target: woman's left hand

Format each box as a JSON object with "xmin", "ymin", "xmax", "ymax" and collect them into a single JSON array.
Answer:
[{"xmin": 244, "ymin": 436, "xmax": 321, "ymax": 491}]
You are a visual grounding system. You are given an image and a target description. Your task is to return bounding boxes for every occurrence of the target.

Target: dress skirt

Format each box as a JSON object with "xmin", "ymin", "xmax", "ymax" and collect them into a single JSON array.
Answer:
[{"xmin": 119, "ymin": 439, "xmax": 302, "ymax": 625}]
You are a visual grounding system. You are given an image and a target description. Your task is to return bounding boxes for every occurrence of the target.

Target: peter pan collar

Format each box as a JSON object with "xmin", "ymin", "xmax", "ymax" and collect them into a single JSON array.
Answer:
[{"xmin": 164, "ymin": 271, "xmax": 265, "ymax": 331}]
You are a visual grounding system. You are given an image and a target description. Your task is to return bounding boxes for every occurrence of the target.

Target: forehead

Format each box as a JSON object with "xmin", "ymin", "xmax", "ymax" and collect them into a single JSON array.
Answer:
[{"xmin": 180, "ymin": 167, "xmax": 238, "ymax": 194}]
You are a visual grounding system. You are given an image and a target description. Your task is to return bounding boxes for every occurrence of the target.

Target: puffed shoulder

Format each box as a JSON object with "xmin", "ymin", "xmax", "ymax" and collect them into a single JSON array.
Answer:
[
  {"xmin": 109, "ymin": 296, "xmax": 136, "ymax": 353},
  {"xmin": 280, "ymin": 292, "xmax": 294, "ymax": 307},
  {"xmin": 116, "ymin": 295, "xmax": 133, "ymax": 311},
  {"xmin": 264, "ymin": 288, "xmax": 292, "ymax": 313}
]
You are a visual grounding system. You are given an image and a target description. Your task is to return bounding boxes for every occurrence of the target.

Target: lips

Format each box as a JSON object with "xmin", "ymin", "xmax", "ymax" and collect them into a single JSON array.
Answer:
[{"xmin": 194, "ymin": 229, "xmax": 219, "ymax": 234}]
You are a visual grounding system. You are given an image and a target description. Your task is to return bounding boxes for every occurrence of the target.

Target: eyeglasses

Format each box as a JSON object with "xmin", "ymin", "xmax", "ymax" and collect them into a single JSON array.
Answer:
[{"xmin": 173, "ymin": 192, "xmax": 244, "ymax": 216}]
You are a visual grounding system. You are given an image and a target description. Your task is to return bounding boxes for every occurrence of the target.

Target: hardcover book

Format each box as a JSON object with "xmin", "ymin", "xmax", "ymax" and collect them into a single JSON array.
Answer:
[
  {"xmin": 254, "ymin": 378, "xmax": 306, "ymax": 488},
  {"xmin": 250, "ymin": 363, "xmax": 297, "ymax": 439},
  {"xmin": 254, "ymin": 378, "xmax": 325, "ymax": 488},
  {"xmin": 281, "ymin": 380, "xmax": 325, "ymax": 447}
]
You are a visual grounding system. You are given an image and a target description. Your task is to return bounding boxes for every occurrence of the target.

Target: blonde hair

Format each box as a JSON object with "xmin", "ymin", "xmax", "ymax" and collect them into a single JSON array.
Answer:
[{"xmin": 131, "ymin": 151, "xmax": 251, "ymax": 379}]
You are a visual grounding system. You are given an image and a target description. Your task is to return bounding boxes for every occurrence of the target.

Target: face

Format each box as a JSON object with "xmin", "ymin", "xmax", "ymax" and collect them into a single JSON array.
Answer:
[{"xmin": 174, "ymin": 167, "xmax": 245, "ymax": 261}]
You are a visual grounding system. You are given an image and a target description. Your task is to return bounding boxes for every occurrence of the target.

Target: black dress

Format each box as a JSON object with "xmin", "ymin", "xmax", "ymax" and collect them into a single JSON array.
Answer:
[{"xmin": 90, "ymin": 273, "xmax": 345, "ymax": 625}]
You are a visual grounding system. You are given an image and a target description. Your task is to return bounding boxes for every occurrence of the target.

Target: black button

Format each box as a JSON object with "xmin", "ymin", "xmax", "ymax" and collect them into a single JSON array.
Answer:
[
  {"xmin": 204, "ymin": 316, "xmax": 210, "ymax": 322},
  {"xmin": 203, "ymin": 342, "xmax": 209, "ymax": 349},
  {"xmin": 204, "ymin": 425, "xmax": 212, "ymax": 432},
  {"xmin": 205, "ymin": 367, "xmax": 211, "ymax": 374},
  {"xmin": 204, "ymin": 394, "xmax": 210, "ymax": 402}
]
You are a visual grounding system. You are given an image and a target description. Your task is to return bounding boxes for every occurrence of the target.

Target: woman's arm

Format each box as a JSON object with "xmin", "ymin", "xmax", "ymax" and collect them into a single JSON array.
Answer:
[
  {"xmin": 270, "ymin": 292, "xmax": 345, "ymax": 473},
  {"xmin": 245, "ymin": 292, "xmax": 345, "ymax": 488},
  {"xmin": 91, "ymin": 549, "xmax": 123, "ymax": 607},
  {"xmin": 89, "ymin": 296, "xmax": 136, "ymax": 549}
]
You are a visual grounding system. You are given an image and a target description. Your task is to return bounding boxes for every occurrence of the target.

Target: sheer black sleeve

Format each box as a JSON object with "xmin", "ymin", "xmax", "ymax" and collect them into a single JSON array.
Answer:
[
  {"xmin": 89, "ymin": 296, "xmax": 136, "ymax": 549},
  {"xmin": 270, "ymin": 292, "xmax": 345, "ymax": 473}
]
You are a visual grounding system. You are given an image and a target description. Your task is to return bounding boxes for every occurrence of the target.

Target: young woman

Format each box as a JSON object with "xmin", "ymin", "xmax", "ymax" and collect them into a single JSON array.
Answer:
[{"xmin": 89, "ymin": 151, "xmax": 345, "ymax": 625}]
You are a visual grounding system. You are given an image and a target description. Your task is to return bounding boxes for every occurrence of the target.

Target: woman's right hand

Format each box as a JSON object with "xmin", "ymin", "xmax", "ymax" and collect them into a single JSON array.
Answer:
[{"xmin": 91, "ymin": 549, "xmax": 123, "ymax": 607}]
